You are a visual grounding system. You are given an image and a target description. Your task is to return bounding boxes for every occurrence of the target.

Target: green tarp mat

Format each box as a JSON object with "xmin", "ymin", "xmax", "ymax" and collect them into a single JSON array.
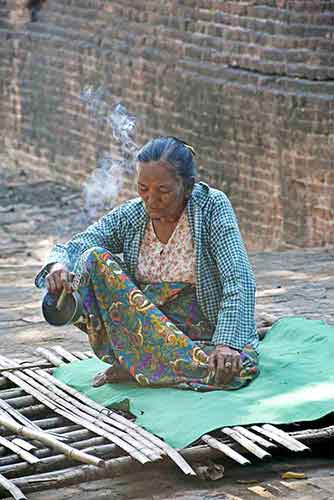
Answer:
[{"xmin": 54, "ymin": 317, "xmax": 334, "ymax": 448}]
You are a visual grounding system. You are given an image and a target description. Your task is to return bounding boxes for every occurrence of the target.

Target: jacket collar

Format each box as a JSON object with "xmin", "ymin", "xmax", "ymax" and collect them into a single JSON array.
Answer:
[{"xmin": 190, "ymin": 181, "xmax": 210, "ymax": 208}]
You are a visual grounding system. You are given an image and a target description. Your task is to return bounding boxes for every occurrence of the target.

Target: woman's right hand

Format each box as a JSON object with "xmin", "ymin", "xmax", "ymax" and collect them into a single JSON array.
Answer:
[{"xmin": 45, "ymin": 263, "xmax": 72, "ymax": 295}]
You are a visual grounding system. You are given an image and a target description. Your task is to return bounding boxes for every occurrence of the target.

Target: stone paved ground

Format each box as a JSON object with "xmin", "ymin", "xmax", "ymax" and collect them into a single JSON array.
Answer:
[{"xmin": 1, "ymin": 175, "xmax": 334, "ymax": 499}]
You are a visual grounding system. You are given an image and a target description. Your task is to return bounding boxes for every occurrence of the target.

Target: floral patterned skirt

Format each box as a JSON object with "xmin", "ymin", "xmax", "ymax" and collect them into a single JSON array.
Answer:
[{"xmin": 74, "ymin": 247, "xmax": 259, "ymax": 391}]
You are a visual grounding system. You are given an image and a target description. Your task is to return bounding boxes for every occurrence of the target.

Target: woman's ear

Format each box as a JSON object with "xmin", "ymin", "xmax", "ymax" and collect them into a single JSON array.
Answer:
[{"xmin": 185, "ymin": 177, "xmax": 196, "ymax": 198}]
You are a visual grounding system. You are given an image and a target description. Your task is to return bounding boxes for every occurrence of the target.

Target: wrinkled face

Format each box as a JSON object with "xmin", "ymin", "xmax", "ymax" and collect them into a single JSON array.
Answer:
[{"xmin": 137, "ymin": 161, "xmax": 187, "ymax": 220}]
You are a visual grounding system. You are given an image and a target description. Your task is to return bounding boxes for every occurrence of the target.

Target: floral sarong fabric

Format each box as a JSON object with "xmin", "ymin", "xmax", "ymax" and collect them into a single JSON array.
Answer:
[{"xmin": 74, "ymin": 247, "xmax": 259, "ymax": 391}]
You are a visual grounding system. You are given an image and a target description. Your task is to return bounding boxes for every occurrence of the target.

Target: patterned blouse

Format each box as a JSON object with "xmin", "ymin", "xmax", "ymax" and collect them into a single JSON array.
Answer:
[{"xmin": 136, "ymin": 210, "xmax": 196, "ymax": 284}]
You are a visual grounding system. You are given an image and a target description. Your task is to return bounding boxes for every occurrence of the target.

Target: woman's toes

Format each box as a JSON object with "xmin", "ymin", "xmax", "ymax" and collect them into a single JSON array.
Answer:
[{"xmin": 92, "ymin": 371, "xmax": 108, "ymax": 387}]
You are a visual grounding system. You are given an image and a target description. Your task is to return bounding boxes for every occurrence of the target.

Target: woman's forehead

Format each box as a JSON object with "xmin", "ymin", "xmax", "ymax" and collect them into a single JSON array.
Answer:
[{"xmin": 137, "ymin": 161, "xmax": 178, "ymax": 183}]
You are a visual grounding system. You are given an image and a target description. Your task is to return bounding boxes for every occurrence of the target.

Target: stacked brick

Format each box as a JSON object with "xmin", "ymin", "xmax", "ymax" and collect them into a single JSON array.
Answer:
[{"xmin": 0, "ymin": 0, "xmax": 333, "ymax": 249}]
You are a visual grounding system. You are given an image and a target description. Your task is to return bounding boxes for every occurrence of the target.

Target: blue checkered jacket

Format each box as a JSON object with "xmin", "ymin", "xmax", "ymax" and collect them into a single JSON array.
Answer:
[{"xmin": 35, "ymin": 182, "xmax": 259, "ymax": 352}]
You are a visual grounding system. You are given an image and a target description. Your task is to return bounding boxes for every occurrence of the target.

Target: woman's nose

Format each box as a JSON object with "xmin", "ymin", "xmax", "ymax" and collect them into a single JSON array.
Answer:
[{"xmin": 146, "ymin": 192, "xmax": 160, "ymax": 206}]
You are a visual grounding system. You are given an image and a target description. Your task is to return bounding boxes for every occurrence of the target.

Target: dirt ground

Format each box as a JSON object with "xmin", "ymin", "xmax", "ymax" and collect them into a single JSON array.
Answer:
[{"xmin": 1, "ymin": 171, "xmax": 334, "ymax": 499}]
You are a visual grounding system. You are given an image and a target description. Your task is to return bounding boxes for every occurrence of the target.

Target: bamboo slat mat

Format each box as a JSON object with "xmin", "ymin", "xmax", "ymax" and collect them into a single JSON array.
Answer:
[{"xmin": 0, "ymin": 346, "xmax": 332, "ymax": 499}]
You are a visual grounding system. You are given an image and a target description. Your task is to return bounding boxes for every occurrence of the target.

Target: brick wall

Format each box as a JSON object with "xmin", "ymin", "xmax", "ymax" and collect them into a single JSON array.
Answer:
[{"xmin": 1, "ymin": 0, "xmax": 333, "ymax": 249}]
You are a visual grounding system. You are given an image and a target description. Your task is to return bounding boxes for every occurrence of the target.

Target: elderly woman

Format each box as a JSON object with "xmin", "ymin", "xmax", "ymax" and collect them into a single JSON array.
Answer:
[{"xmin": 35, "ymin": 137, "xmax": 259, "ymax": 391}]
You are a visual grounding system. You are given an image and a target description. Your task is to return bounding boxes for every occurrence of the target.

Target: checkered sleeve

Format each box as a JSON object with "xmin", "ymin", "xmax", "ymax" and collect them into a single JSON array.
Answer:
[
  {"xmin": 34, "ymin": 207, "xmax": 124, "ymax": 288},
  {"xmin": 209, "ymin": 200, "xmax": 256, "ymax": 350}
]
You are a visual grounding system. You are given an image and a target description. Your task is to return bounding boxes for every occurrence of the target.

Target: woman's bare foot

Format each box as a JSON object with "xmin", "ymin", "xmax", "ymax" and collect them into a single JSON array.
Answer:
[{"xmin": 92, "ymin": 364, "xmax": 132, "ymax": 387}]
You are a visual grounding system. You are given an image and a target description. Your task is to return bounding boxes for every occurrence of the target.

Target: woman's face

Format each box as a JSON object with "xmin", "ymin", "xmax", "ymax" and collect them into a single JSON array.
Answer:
[{"xmin": 137, "ymin": 161, "xmax": 187, "ymax": 220}]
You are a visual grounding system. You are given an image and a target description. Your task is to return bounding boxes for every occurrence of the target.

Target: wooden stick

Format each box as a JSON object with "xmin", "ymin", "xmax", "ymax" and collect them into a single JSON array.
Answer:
[
  {"xmin": 0, "ymin": 426, "xmax": 85, "ymax": 466},
  {"xmin": 19, "ymin": 404, "xmax": 50, "ymax": 418},
  {"xmin": 51, "ymin": 346, "xmax": 77, "ymax": 363},
  {"xmin": 0, "ymin": 435, "xmax": 40, "ymax": 465},
  {"xmin": 232, "ymin": 426, "xmax": 276, "ymax": 449},
  {"xmin": 0, "ymin": 398, "xmax": 43, "ymax": 432},
  {"xmin": 56, "ymin": 288, "xmax": 67, "ymax": 311},
  {"xmin": 2, "ymin": 395, "xmax": 36, "ymax": 409},
  {"xmin": 221, "ymin": 428, "xmax": 271, "ymax": 460},
  {"xmin": 11, "ymin": 439, "xmax": 36, "ymax": 452},
  {"xmin": 34, "ymin": 348, "xmax": 64, "ymax": 367},
  {"xmin": 72, "ymin": 352, "xmax": 90, "ymax": 360},
  {"xmin": 31, "ymin": 417, "xmax": 67, "ymax": 429},
  {"xmin": 0, "ymin": 388, "xmax": 26, "ymax": 400},
  {"xmin": 0, "ymin": 376, "xmax": 11, "ymax": 388},
  {"xmin": 1, "ymin": 443, "xmax": 120, "ymax": 478},
  {"xmin": 291, "ymin": 425, "xmax": 334, "ymax": 443},
  {"xmin": 0, "ymin": 474, "xmax": 27, "ymax": 500},
  {"xmin": 257, "ymin": 313, "xmax": 279, "ymax": 326},
  {"xmin": 262, "ymin": 424, "xmax": 310, "ymax": 452},
  {"xmin": 201, "ymin": 434, "xmax": 250, "ymax": 465},
  {"xmin": 83, "ymin": 351, "xmax": 95, "ymax": 358},
  {"xmin": 0, "ymin": 415, "xmax": 104, "ymax": 468},
  {"xmin": 0, "ymin": 364, "xmax": 52, "ymax": 373}
]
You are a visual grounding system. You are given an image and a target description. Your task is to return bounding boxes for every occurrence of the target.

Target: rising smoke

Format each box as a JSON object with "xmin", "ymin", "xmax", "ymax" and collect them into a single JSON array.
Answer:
[{"xmin": 79, "ymin": 86, "xmax": 139, "ymax": 221}]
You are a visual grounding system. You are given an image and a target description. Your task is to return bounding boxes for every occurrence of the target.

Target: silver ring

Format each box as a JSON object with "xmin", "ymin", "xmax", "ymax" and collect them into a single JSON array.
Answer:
[{"xmin": 225, "ymin": 362, "xmax": 232, "ymax": 368}]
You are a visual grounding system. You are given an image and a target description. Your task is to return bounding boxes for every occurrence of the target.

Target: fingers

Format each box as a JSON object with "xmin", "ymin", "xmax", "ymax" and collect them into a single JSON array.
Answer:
[
  {"xmin": 45, "ymin": 267, "xmax": 71, "ymax": 295},
  {"xmin": 208, "ymin": 352, "xmax": 217, "ymax": 372},
  {"xmin": 232, "ymin": 355, "xmax": 241, "ymax": 375},
  {"xmin": 212, "ymin": 348, "xmax": 243, "ymax": 385},
  {"xmin": 215, "ymin": 354, "xmax": 226, "ymax": 385}
]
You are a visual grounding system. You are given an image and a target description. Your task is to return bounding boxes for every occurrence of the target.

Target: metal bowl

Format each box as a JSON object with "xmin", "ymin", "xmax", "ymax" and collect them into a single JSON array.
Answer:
[{"xmin": 42, "ymin": 291, "xmax": 84, "ymax": 326}]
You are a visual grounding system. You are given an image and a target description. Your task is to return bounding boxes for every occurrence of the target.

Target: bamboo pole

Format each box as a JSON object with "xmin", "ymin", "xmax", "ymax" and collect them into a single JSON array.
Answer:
[
  {"xmin": 34, "ymin": 348, "xmax": 64, "ymax": 367},
  {"xmin": 291, "ymin": 425, "xmax": 334, "ymax": 443},
  {"xmin": 251, "ymin": 425, "xmax": 309, "ymax": 452},
  {"xmin": 0, "ymin": 433, "xmax": 100, "ymax": 467},
  {"xmin": 0, "ymin": 364, "xmax": 52, "ymax": 374},
  {"xmin": 0, "ymin": 398, "xmax": 43, "ymax": 432},
  {"xmin": 0, "ymin": 389, "xmax": 25, "ymax": 400},
  {"xmin": 262, "ymin": 424, "xmax": 310, "ymax": 452},
  {"xmin": 1, "ymin": 443, "xmax": 120, "ymax": 478},
  {"xmin": 201, "ymin": 435, "xmax": 250, "ymax": 465},
  {"xmin": 31, "ymin": 417, "xmax": 67, "ymax": 429},
  {"xmin": 0, "ymin": 359, "xmax": 153, "ymax": 465},
  {"xmin": 232, "ymin": 426, "xmax": 276, "ymax": 449},
  {"xmin": 0, "ymin": 436, "xmax": 40, "ymax": 465},
  {"xmin": 83, "ymin": 351, "xmax": 95, "ymax": 358},
  {"xmin": 0, "ymin": 415, "xmax": 104, "ymax": 468},
  {"xmin": 221, "ymin": 428, "xmax": 271, "ymax": 460},
  {"xmin": 19, "ymin": 404, "xmax": 50, "ymax": 418},
  {"xmin": 257, "ymin": 312, "xmax": 279, "ymax": 325},
  {"xmin": 36, "ymin": 424, "xmax": 81, "ymax": 436},
  {"xmin": 72, "ymin": 352, "xmax": 90, "ymax": 360},
  {"xmin": 2, "ymin": 395, "xmax": 36, "ymax": 409},
  {"xmin": 0, "ymin": 474, "xmax": 26, "ymax": 500},
  {"xmin": 51, "ymin": 346, "xmax": 77, "ymax": 363},
  {"xmin": 0, "ymin": 377, "xmax": 11, "ymax": 389}
]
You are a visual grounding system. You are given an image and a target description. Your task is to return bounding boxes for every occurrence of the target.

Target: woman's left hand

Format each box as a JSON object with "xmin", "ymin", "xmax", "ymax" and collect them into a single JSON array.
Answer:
[{"xmin": 208, "ymin": 345, "xmax": 242, "ymax": 385}]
